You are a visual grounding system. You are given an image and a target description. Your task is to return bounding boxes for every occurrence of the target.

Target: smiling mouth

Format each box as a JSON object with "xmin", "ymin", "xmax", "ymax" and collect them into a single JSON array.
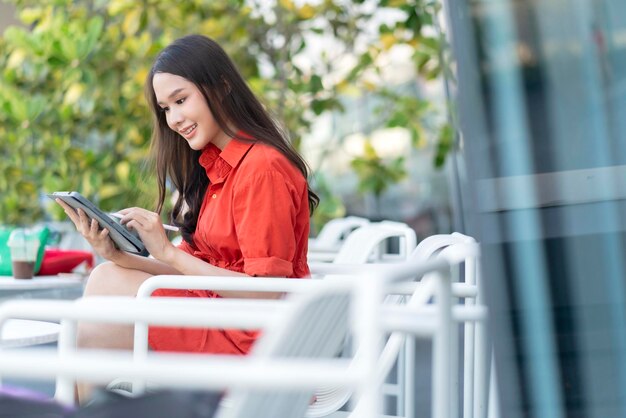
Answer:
[{"xmin": 180, "ymin": 123, "xmax": 197, "ymax": 136}]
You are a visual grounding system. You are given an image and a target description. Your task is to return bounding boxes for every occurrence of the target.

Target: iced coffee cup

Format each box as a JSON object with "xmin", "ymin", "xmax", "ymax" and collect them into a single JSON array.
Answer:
[{"xmin": 7, "ymin": 228, "xmax": 40, "ymax": 279}]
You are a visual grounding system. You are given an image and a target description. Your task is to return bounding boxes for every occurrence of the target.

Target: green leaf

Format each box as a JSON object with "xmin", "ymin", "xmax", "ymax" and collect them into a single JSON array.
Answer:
[
  {"xmin": 310, "ymin": 74, "xmax": 323, "ymax": 93},
  {"xmin": 78, "ymin": 16, "xmax": 104, "ymax": 59},
  {"xmin": 311, "ymin": 99, "xmax": 326, "ymax": 116},
  {"xmin": 99, "ymin": 184, "xmax": 123, "ymax": 200},
  {"xmin": 10, "ymin": 99, "xmax": 28, "ymax": 121},
  {"xmin": 27, "ymin": 96, "xmax": 46, "ymax": 120},
  {"xmin": 115, "ymin": 161, "xmax": 130, "ymax": 181},
  {"xmin": 434, "ymin": 123, "xmax": 453, "ymax": 168}
]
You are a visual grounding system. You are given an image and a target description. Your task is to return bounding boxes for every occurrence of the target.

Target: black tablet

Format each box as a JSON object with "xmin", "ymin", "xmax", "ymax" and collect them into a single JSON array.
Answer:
[{"xmin": 48, "ymin": 191, "xmax": 149, "ymax": 256}]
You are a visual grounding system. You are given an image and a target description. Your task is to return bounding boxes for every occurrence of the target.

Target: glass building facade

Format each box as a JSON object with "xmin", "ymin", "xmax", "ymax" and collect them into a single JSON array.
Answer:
[{"xmin": 445, "ymin": 0, "xmax": 626, "ymax": 416}]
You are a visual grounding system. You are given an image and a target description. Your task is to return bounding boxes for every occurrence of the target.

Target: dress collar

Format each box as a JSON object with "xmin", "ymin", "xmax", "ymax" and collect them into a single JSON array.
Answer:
[{"xmin": 198, "ymin": 134, "xmax": 255, "ymax": 183}]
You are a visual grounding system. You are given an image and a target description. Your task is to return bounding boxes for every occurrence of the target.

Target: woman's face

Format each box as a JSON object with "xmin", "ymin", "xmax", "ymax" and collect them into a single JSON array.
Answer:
[{"xmin": 152, "ymin": 72, "xmax": 230, "ymax": 150}]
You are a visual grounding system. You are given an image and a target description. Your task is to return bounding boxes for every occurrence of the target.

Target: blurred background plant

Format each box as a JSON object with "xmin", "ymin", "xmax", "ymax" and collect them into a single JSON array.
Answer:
[
  {"xmin": 350, "ymin": 140, "xmax": 407, "ymax": 217},
  {"xmin": 0, "ymin": 0, "xmax": 450, "ymax": 230}
]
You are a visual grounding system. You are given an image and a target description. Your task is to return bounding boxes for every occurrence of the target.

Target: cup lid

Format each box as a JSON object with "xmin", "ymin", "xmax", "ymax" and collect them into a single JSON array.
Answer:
[{"xmin": 7, "ymin": 228, "xmax": 38, "ymax": 247}]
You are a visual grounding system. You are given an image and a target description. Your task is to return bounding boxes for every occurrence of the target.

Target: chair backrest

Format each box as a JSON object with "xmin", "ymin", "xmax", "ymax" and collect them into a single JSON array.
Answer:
[
  {"xmin": 217, "ymin": 287, "xmax": 351, "ymax": 418},
  {"xmin": 309, "ymin": 216, "xmax": 370, "ymax": 252},
  {"xmin": 380, "ymin": 233, "xmax": 479, "ymax": 418},
  {"xmin": 331, "ymin": 223, "xmax": 417, "ymax": 264},
  {"xmin": 309, "ymin": 233, "xmax": 480, "ymax": 418},
  {"xmin": 412, "ymin": 233, "xmax": 467, "ymax": 261},
  {"xmin": 305, "ymin": 224, "xmax": 417, "ymax": 417}
]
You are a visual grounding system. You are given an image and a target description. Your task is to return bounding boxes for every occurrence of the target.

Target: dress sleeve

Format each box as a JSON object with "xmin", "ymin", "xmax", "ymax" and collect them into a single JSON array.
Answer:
[{"xmin": 232, "ymin": 170, "xmax": 300, "ymax": 277}]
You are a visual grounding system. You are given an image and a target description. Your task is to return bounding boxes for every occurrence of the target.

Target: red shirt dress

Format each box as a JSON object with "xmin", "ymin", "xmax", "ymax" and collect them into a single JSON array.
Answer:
[{"xmin": 148, "ymin": 137, "xmax": 311, "ymax": 354}]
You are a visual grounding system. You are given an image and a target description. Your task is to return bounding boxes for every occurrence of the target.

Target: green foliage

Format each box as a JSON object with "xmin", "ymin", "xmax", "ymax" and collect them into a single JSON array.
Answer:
[
  {"xmin": 310, "ymin": 173, "xmax": 346, "ymax": 236},
  {"xmin": 375, "ymin": 90, "xmax": 433, "ymax": 148},
  {"xmin": 434, "ymin": 122, "xmax": 453, "ymax": 168},
  {"xmin": 335, "ymin": 0, "xmax": 452, "ymax": 206},
  {"xmin": 0, "ymin": 1, "xmax": 161, "ymax": 223},
  {"xmin": 0, "ymin": 0, "xmax": 449, "ymax": 226},
  {"xmin": 350, "ymin": 141, "xmax": 407, "ymax": 199}
]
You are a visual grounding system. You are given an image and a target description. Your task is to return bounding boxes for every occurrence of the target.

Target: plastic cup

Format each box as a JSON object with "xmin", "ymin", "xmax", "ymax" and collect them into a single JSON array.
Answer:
[{"xmin": 7, "ymin": 228, "xmax": 40, "ymax": 279}]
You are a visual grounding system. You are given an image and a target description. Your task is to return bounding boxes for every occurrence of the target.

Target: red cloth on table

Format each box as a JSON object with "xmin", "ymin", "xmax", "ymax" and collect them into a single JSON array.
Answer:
[{"xmin": 37, "ymin": 249, "xmax": 94, "ymax": 276}]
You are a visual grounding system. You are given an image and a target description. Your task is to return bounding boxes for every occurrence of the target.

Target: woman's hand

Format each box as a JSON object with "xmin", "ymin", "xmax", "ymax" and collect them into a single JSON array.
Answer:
[
  {"xmin": 55, "ymin": 198, "xmax": 121, "ymax": 261},
  {"xmin": 116, "ymin": 207, "xmax": 175, "ymax": 262}
]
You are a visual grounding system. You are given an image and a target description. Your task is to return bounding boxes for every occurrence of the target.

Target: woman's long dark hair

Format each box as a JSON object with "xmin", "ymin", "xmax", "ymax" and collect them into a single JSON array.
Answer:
[{"xmin": 145, "ymin": 34, "xmax": 319, "ymax": 246}]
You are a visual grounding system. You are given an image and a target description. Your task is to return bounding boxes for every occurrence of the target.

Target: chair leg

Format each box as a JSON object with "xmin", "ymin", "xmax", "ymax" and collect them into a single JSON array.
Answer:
[
  {"xmin": 487, "ymin": 353, "xmax": 499, "ymax": 418},
  {"xmin": 450, "ymin": 299, "xmax": 460, "ymax": 418},
  {"xmin": 54, "ymin": 319, "xmax": 77, "ymax": 405},
  {"xmin": 463, "ymin": 257, "xmax": 477, "ymax": 418},
  {"xmin": 463, "ymin": 310, "xmax": 475, "ymax": 418},
  {"xmin": 432, "ymin": 270, "xmax": 453, "ymax": 418},
  {"xmin": 404, "ymin": 336, "xmax": 416, "ymax": 418},
  {"xmin": 133, "ymin": 321, "xmax": 150, "ymax": 395},
  {"xmin": 473, "ymin": 321, "xmax": 490, "ymax": 418}
]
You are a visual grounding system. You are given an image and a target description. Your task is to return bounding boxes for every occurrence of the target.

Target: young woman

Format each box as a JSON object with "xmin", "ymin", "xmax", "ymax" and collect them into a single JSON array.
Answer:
[{"xmin": 56, "ymin": 34, "xmax": 317, "ymax": 402}]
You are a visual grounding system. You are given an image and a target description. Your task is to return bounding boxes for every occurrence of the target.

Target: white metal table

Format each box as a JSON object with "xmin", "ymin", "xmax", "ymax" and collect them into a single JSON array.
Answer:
[
  {"xmin": 1, "ymin": 319, "xmax": 61, "ymax": 348},
  {"xmin": 0, "ymin": 275, "xmax": 84, "ymax": 349},
  {"xmin": 0, "ymin": 275, "xmax": 85, "ymax": 300},
  {"xmin": 0, "ymin": 275, "xmax": 84, "ymax": 291}
]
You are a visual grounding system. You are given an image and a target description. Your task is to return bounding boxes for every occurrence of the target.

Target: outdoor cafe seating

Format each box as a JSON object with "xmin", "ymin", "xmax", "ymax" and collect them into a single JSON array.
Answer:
[{"xmin": 0, "ymin": 219, "xmax": 495, "ymax": 418}]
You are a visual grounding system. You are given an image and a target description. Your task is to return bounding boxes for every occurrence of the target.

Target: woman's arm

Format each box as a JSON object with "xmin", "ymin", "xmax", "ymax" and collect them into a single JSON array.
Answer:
[
  {"xmin": 113, "ymin": 208, "xmax": 285, "ymax": 299},
  {"xmin": 58, "ymin": 200, "xmax": 283, "ymax": 299},
  {"xmin": 108, "ymin": 250, "xmax": 182, "ymax": 276},
  {"xmin": 109, "ymin": 245, "xmax": 246, "ymax": 279},
  {"xmin": 158, "ymin": 246, "xmax": 285, "ymax": 299}
]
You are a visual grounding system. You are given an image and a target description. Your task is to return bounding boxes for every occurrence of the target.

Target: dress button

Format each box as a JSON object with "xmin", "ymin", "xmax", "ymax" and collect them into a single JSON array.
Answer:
[{"xmin": 212, "ymin": 194, "xmax": 217, "ymax": 199}]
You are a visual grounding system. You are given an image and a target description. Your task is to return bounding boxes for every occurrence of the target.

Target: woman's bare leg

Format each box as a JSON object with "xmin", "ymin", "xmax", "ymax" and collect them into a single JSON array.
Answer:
[{"xmin": 76, "ymin": 262, "xmax": 152, "ymax": 404}]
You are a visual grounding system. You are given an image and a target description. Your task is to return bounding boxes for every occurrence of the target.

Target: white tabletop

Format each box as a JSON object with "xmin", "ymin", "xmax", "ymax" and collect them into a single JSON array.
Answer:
[
  {"xmin": 1, "ymin": 319, "xmax": 60, "ymax": 348},
  {"xmin": 0, "ymin": 275, "xmax": 84, "ymax": 290}
]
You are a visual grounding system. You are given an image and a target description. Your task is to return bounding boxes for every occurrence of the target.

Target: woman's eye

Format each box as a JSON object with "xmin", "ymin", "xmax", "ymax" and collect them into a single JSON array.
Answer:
[
  {"xmin": 160, "ymin": 106, "xmax": 170, "ymax": 113},
  {"xmin": 175, "ymin": 97, "xmax": 186, "ymax": 105}
]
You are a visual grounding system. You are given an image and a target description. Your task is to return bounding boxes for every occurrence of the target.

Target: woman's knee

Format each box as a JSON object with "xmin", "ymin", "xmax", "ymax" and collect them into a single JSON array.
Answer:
[
  {"xmin": 83, "ymin": 262, "xmax": 121, "ymax": 296},
  {"xmin": 78, "ymin": 263, "xmax": 148, "ymax": 349},
  {"xmin": 83, "ymin": 262, "xmax": 150, "ymax": 297}
]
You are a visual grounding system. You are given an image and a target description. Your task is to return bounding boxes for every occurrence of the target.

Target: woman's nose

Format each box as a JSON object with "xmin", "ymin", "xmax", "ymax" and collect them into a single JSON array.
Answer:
[{"xmin": 168, "ymin": 109, "xmax": 184, "ymax": 128}]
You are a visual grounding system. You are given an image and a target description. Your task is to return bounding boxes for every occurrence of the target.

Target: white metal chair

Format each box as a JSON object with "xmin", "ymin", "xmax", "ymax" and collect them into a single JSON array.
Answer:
[
  {"xmin": 309, "ymin": 216, "xmax": 370, "ymax": 252},
  {"xmin": 308, "ymin": 216, "xmax": 371, "ymax": 262},
  {"xmin": 0, "ymin": 280, "xmax": 361, "ymax": 417},
  {"xmin": 308, "ymin": 232, "xmax": 487, "ymax": 418},
  {"xmin": 0, "ymin": 230, "xmax": 489, "ymax": 418},
  {"xmin": 316, "ymin": 222, "xmax": 417, "ymax": 266},
  {"xmin": 132, "ymin": 229, "xmax": 485, "ymax": 418},
  {"xmin": 131, "ymin": 222, "xmax": 418, "ymax": 414},
  {"xmin": 0, "ymin": 258, "xmax": 460, "ymax": 418}
]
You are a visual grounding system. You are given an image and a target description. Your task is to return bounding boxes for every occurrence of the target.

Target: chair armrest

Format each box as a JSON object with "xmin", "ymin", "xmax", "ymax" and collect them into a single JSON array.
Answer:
[
  {"xmin": 307, "ymin": 251, "xmax": 337, "ymax": 262},
  {"xmin": 309, "ymin": 262, "xmax": 409, "ymax": 275},
  {"xmin": 0, "ymin": 348, "xmax": 358, "ymax": 391},
  {"xmin": 0, "ymin": 296, "xmax": 288, "ymax": 330},
  {"xmin": 137, "ymin": 275, "xmax": 321, "ymax": 298}
]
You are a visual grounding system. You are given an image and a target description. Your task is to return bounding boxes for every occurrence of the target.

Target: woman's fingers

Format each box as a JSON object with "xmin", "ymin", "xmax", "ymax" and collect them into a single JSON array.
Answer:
[
  {"xmin": 116, "ymin": 207, "xmax": 142, "ymax": 217},
  {"xmin": 125, "ymin": 218, "xmax": 147, "ymax": 230},
  {"xmin": 124, "ymin": 213, "xmax": 149, "ymax": 227},
  {"xmin": 54, "ymin": 199, "xmax": 119, "ymax": 260},
  {"xmin": 55, "ymin": 199, "xmax": 80, "ymax": 226},
  {"xmin": 54, "ymin": 199, "xmax": 96, "ymax": 238},
  {"xmin": 120, "ymin": 208, "xmax": 161, "ymax": 231},
  {"xmin": 89, "ymin": 218, "xmax": 100, "ymax": 237},
  {"xmin": 76, "ymin": 209, "xmax": 92, "ymax": 234}
]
